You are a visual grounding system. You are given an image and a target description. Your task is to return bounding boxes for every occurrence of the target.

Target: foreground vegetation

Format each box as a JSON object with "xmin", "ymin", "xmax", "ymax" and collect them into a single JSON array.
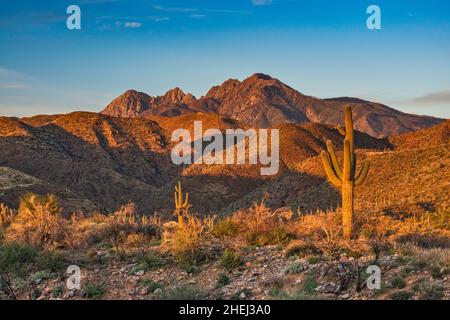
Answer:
[{"xmin": 0, "ymin": 192, "xmax": 448, "ymax": 300}]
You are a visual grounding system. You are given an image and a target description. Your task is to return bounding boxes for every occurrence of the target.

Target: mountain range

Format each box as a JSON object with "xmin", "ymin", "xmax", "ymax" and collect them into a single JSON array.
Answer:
[
  {"xmin": 0, "ymin": 73, "xmax": 448, "ymax": 216},
  {"xmin": 101, "ymin": 73, "xmax": 443, "ymax": 138}
]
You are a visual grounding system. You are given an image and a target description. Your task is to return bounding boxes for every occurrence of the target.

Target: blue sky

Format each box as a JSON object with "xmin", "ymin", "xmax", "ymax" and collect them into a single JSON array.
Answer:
[{"xmin": 0, "ymin": 0, "xmax": 449, "ymax": 118}]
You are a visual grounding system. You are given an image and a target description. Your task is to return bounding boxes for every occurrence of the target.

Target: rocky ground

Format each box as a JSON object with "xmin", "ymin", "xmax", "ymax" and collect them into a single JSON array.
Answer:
[{"xmin": 20, "ymin": 244, "xmax": 449, "ymax": 301}]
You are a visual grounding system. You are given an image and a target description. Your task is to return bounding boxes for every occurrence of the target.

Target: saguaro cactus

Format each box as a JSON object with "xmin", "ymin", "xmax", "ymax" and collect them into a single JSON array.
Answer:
[
  {"xmin": 321, "ymin": 106, "xmax": 370, "ymax": 239},
  {"xmin": 174, "ymin": 180, "xmax": 189, "ymax": 224}
]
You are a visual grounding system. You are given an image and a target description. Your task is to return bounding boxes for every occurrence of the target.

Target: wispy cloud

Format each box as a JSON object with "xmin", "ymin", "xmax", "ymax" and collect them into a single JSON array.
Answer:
[
  {"xmin": 189, "ymin": 14, "xmax": 207, "ymax": 19},
  {"xmin": 0, "ymin": 82, "xmax": 28, "ymax": 89},
  {"xmin": 124, "ymin": 21, "xmax": 142, "ymax": 28},
  {"xmin": 252, "ymin": 0, "xmax": 273, "ymax": 6},
  {"xmin": 408, "ymin": 89, "xmax": 450, "ymax": 106},
  {"xmin": 148, "ymin": 16, "xmax": 170, "ymax": 22},
  {"xmin": 153, "ymin": 5, "xmax": 196, "ymax": 13},
  {"xmin": 0, "ymin": 67, "xmax": 30, "ymax": 90},
  {"xmin": 153, "ymin": 5, "xmax": 250, "ymax": 16}
]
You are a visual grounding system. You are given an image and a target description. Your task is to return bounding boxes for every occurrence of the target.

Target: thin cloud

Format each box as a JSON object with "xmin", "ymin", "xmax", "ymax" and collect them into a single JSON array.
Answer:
[
  {"xmin": 153, "ymin": 5, "xmax": 196, "ymax": 13},
  {"xmin": 189, "ymin": 14, "xmax": 207, "ymax": 19},
  {"xmin": 252, "ymin": 0, "xmax": 272, "ymax": 6},
  {"xmin": 148, "ymin": 16, "xmax": 170, "ymax": 22},
  {"xmin": 408, "ymin": 89, "xmax": 450, "ymax": 106},
  {"xmin": 0, "ymin": 67, "xmax": 30, "ymax": 90},
  {"xmin": 153, "ymin": 5, "xmax": 250, "ymax": 15},
  {"xmin": 124, "ymin": 21, "xmax": 142, "ymax": 28},
  {"xmin": 0, "ymin": 83, "xmax": 28, "ymax": 89}
]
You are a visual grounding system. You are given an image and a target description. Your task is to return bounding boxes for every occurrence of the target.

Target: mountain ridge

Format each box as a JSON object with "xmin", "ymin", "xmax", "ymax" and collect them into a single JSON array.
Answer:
[{"xmin": 100, "ymin": 73, "xmax": 444, "ymax": 138}]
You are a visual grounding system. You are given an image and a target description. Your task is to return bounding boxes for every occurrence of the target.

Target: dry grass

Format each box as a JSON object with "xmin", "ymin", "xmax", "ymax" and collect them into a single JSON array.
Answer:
[
  {"xmin": 162, "ymin": 212, "xmax": 216, "ymax": 267},
  {"xmin": 5, "ymin": 194, "xmax": 68, "ymax": 250},
  {"xmin": 0, "ymin": 204, "xmax": 15, "ymax": 229}
]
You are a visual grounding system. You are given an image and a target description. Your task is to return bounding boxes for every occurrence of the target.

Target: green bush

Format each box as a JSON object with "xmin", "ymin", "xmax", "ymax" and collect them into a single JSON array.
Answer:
[
  {"xmin": 245, "ymin": 227, "xmax": 292, "ymax": 246},
  {"xmin": 0, "ymin": 243, "xmax": 40, "ymax": 277},
  {"xmin": 301, "ymin": 276, "xmax": 319, "ymax": 295},
  {"xmin": 140, "ymin": 279, "xmax": 162, "ymax": 293},
  {"xmin": 390, "ymin": 290, "xmax": 413, "ymax": 300},
  {"xmin": 215, "ymin": 273, "xmax": 230, "ymax": 288},
  {"xmin": 84, "ymin": 282, "xmax": 106, "ymax": 299},
  {"xmin": 420, "ymin": 283, "xmax": 444, "ymax": 300},
  {"xmin": 212, "ymin": 219, "xmax": 238, "ymax": 239},
  {"xmin": 141, "ymin": 251, "xmax": 167, "ymax": 270},
  {"xmin": 391, "ymin": 276, "xmax": 406, "ymax": 289},
  {"xmin": 285, "ymin": 262, "xmax": 304, "ymax": 274},
  {"xmin": 160, "ymin": 285, "xmax": 206, "ymax": 300},
  {"xmin": 219, "ymin": 249, "xmax": 242, "ymax": 271}
]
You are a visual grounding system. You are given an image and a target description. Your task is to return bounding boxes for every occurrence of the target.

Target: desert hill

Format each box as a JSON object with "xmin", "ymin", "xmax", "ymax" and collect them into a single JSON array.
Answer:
[{"xmin": 0, "ymin": 111, "xmax": 388, "ymax": 215}]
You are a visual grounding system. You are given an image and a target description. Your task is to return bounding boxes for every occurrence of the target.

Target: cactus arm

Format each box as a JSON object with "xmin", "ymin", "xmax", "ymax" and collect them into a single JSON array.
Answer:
[
  {"xmin": 183, "ymin": 192, "xmax": 189, "ymax": 208},
  {"xmin": 355, "ymin": 159, "xmax": 370, "ymax": 186},
  {"xmin": 326, "ymin": 140, "xmax": 343, "ymax": 179},
  {"xmin": 344, "ymin": 106, "xmax": 354, "ymax": 154},
  {"xmin": 337, "ymin": 125, "xmax": 346, "ymax": 136},
  {"xmin": 174, "ymin": 192, "xmax": 179, "ymax": 209},
  {"xmin": 177, "ymin": 182, "xmax": 182, "ymax": 208},
  {"xmin": 321, "ymin": 151, "xmax": 342, "ymax": 187}
]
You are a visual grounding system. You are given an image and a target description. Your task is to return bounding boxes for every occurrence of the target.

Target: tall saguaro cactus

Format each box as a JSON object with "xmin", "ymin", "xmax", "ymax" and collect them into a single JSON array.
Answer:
[
  {"xmin": 174, "ymin": 180, "xmax": 189, "ymax": 224},
  {"xmin": 321, "ymin": 106, "xmax": 370, "ymax": 239}
]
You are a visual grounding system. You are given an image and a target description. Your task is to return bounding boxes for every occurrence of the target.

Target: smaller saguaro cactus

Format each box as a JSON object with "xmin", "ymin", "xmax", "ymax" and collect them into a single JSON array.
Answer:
[
  {"xmin": 321, "ymin": 105, "xmax": 370, "ymax": 239},
  {"xmin": 174, "ymin": 180, "xmax": 189, "ymax": 224}
]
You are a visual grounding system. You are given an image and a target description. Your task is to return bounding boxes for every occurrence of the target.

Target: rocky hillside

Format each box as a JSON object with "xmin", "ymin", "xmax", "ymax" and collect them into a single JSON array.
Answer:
[
  {"xmin": 0, "ymin": 112, "xmax": 387, "ymax": 215},
  {"xmin": 0, "ymin": 113, "xmax": 176, "ymax": 214},
  {"xmin": 101, "ymin": 73, "xmax": 443, "ymax": 138}
]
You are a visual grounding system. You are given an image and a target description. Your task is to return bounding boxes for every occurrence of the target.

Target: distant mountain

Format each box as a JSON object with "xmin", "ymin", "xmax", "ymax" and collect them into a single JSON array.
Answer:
[{"xmin": 101, "ymin": 73, "xmax": 444, "ymax": 138}]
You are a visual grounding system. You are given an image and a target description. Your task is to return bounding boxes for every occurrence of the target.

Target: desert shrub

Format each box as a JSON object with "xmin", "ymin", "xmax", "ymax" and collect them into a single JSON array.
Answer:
[
  {"xmin": 0, "ymin": 243, "xmax": 40, "ymax": 277},
  {"xmin": 390, "ymin": 290, "xmax": 413, "ymax": 300},
  {"xmin": 212, "ymin": 218, "xmax": 239, "ymax": 239},
  {"xmin": 164, "ymin": 213, "xmax": 214, "ymax": 267},
  {"xmin": 396, "ymin": 233, "xmax": 450, "ymax": 249},
  {"xmin": 71, "ymin": 203, "xmax": 161, "ymax": 256},
  {"xmin": 160, "ymin": 285, "xmax": 206, "ymax": 300},
  {"xmin": 0, "ymin": 204, "xmax": 16, "ymax": 229},
  {"xmin": 5, "ymin": 194, "xmax": 67, "ymax": 249},
  {"xmin": 84, "ymin": 282, "xmax": 106, "ymax": 299},
  {"xmin": 301, "ymin": 276, "xmax": 319, "ymax": 295},
  {"xmin": 138, "ymin": 250, "xmax": 167, "ymax": 271},
  {"xmin": 307, "ymin": 255, "xmax": 321, "ymax": 264},
  {"xmin": 285, "ymin": 262, "xmax": 304, "ymax": 274},
  {"xmin": 391, "ymin": 276, "xmax": 406, "ymax": 289},
  {"xmin": 419, "ymin": 282, "xmax": 444, "ymax": 300},
  {"xmin": 230, "ymin": 200, "xmax": 293, "ymax": 246},
  {"xmin": 396, "ymin": 243, "xmax": 450, "ymax": 271},
  {"xmin": 358, "ymin": 214, "xmax": 394, "ymax": 261},
  {"xmin": 140, "ymin": 279, "xmax": 162, "ymax": 293},
  {"xmin": 52, "ymin": 285, "xmax": 64, "ymax": 298},
  {"xmin": 215, "ymin": 273, "xmax": 230, "ymax": 288},
  {"xmin": 0, "ymin": 243, "xmax": 64, "ymax": 299},
  {"xmin": 285, "ymin": 240, "xmax": 321, "ymax": 258},
  {"xmin": 219, "ymin": 248, "xmax": 242, "ymax": 271},
  {"xmin": 430, "ymin": 266, "xmax": 448, "ymax": 279}
]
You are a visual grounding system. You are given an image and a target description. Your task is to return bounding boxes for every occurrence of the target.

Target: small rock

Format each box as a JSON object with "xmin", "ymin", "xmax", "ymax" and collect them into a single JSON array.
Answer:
[
  {"xmin": 341, "ymin": 294, "xmax": 350, "ymax": 299},
  {"xmin": 239, "ymin": 292, "xmax": 247, "ymax": 299},
  {"xmin": 154, "ymin": 288, "xmax": 162, "ymax": 294},
  {"xmin": 135, "ymin": 270, "xmax": 145, "ymax": 276}
]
